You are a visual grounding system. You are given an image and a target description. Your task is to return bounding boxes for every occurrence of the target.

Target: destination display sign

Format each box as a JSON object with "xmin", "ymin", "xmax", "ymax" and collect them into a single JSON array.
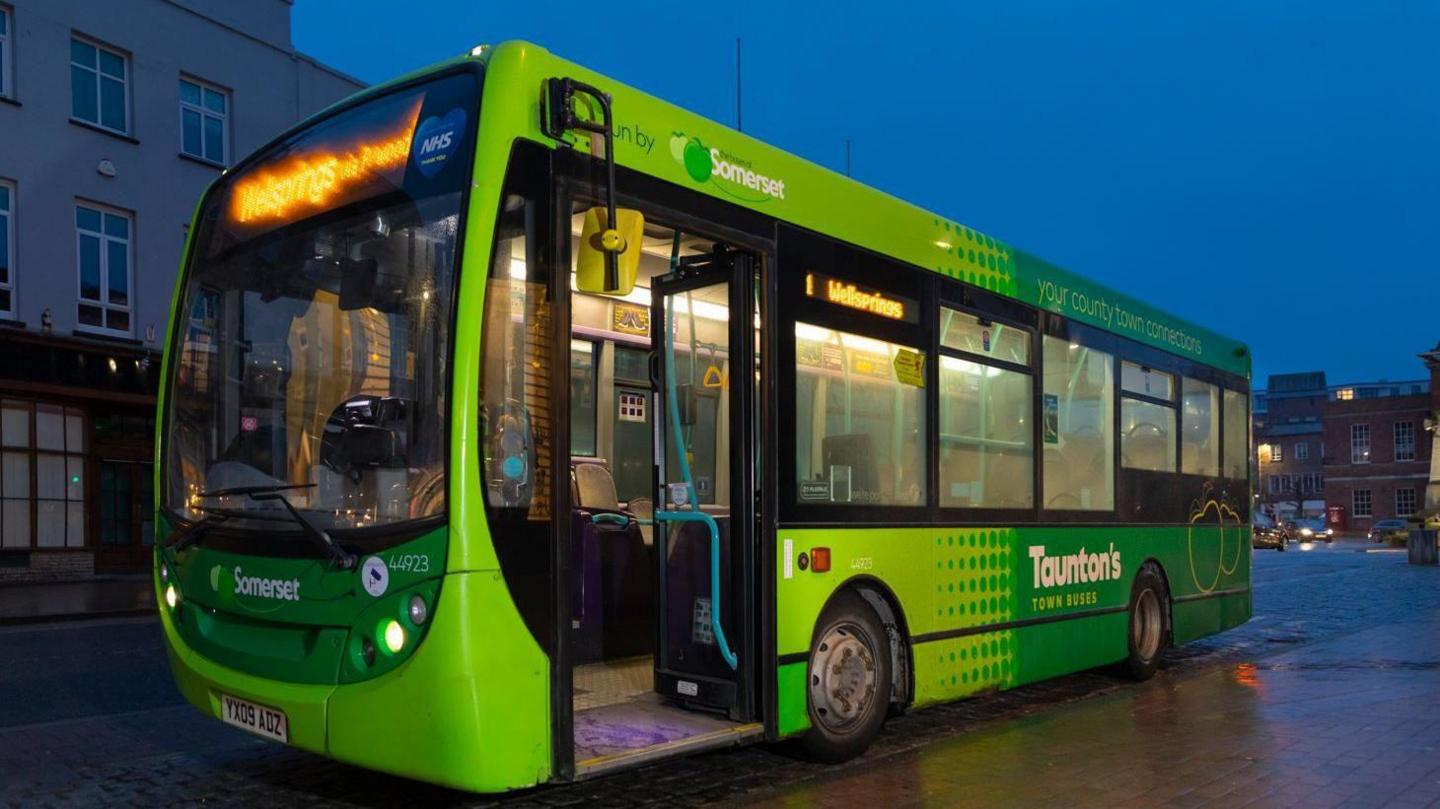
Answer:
[{"xmin": 804, "ymin": 272, "xmax": 916, "ymax": 323}]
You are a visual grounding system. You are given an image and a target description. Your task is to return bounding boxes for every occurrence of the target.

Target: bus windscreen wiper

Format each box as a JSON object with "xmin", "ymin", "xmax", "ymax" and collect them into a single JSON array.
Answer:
[
  {"xmin": 183, "ymin": 483, "xmax": 358, "ymax": 570},
  {"xmin": 243, "ymin": 485, "xmax": 358, "ymax": 570}
]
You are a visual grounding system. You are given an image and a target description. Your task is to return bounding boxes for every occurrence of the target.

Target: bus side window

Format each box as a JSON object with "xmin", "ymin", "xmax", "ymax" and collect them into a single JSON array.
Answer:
[
  {"xmin": 1181, "ymin": 377, "xmax": 1221, "ymax": 477},
  {"xmin": 1041, "ymin": 336, "xmax": 1114, "ymax": 511},
  {"xmin": 1222, "ymin": 388, "xmax": 1248, "ymax": 480}
]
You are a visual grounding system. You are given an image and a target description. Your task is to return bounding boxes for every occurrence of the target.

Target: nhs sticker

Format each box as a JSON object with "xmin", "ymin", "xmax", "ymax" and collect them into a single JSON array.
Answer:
[{"xmin": 412, "ymin": 108, "xmax": 466, "ymax": 178}]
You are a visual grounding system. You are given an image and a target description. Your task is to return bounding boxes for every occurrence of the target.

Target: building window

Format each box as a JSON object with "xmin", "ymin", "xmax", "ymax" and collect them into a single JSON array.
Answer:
[
  {"xmin": 1394, "ymin": 421, "xmax": 1415, "ymax": 462},
  {"xmin": 1270, "ymin": 443, "xmax": 1282, "ymax": 462},
  {"xmin": 1352, "ymin": 489, "xmax": 1372, "ymax": 518},
  {"xmin": 795, "ymin": 324, "xmax": 926, "ymax": 506},
  {"xmin": 1294, "ymin": 442, "xmax": 1309, "ymax": 461},
  {"xmin": 0, "ymin": 178, "xmax": 12, "ymax": 316},
  {"xmin": 1396, "ymin": 488, "xmax": 1417, "ymax": 517},
  {"xmin": 0, "ymin": 5, "xmax": 12, "ymax": 99},
  {"xmin": 1, "ymin": 400, "xmax": 88, "ymax": 549},
  {"xmin": 1042, "ymin": 337, "xmax": 1114, "ymax": 510},
  {"xmin": 1350, "ymin": 423, "xmax": 1371, "ymax": 464},
  {"xmin": 75, "ymin": 203, "xmax": 132, "ymax": 335},
  {"xmin": 179, "ymin": 77, "xmax": 229, "ymax": 165},
  {"xmin": 939, "ymin": 309, "xmax": 1033, "ymax": 508},
  {"xmin": 1317, "ymin": 474, "xmax": 1324, "ymax": 492},
  {"xmin": 71, "ymin": 36, "xmax": 129, "ymax": 134},
  {"xmin": 1335, "ymin": 387, "xmax": 1354, "ymax": 401},
  {"xmin": 1267, "ymin": 475, "xmax": 1280, "ymax": 495}
]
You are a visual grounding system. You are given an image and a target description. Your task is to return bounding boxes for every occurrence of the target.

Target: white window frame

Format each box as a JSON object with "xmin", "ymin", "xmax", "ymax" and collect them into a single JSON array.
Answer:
[
  {"xmin": 0, "ymin": 178, "xmax": 13, "ymax": 317},
  {"xmin": 1350, "ymin": 423, "xmax": 1370, "ymax": 464},
  {"xmin": 1353, "ymin": 488, "xmax": 1372, "ymax": 518},
  {"xmin": 74, "ymin": 201, "xmax": 133, "ymax": 337},
  {"xmin": 70, "ymin": 34, "xmax": 130, "ymax": 134},
  {"xmin": 1270, "ymin": 444, "xmax": 1282, "ymax": 462},
  {"xmin": 0, "ymin": 4, "xmax": 13, "ymax": 99},
  {"xmin": 1394, "ymin": 421, "xmax": 1415, "ymax": 462},
  {"xmin": 1294, "ymin": 442, "xmax": 1309, "ymax": 461},
  {"xmin": 1396, "ymin": 488, "xmax": 1417, "ymax": 518},
  {"xmin": 178, "ymin": 75, "xmax": 230, "ymax": 166}
]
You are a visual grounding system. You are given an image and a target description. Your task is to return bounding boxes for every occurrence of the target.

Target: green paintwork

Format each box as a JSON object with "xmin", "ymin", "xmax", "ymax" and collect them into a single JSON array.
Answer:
[
  {"xmin": 475, "ymin": 43, "xmax": 1249, "ymax": 376},
  {"xmin": 154, "ymin": 40, "xmax": 1253, "ymax": 792},
  {"xmin": 775, "ymin": 501, "xmax": 1250, "ymax": 735},
  {"xmin": 157, "ymin": 528, "xmax": 445, "ymax": 684}
]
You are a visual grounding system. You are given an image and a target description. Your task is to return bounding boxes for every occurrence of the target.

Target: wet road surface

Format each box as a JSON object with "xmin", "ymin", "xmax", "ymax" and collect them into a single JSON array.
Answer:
[{"xmin": 3, "ymin": 540, "xmax": 1437, "ymax": 807}]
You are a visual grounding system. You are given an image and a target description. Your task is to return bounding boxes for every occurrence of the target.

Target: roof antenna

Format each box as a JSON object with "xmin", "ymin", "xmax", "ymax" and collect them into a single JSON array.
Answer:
[{"xmin": 735, "ymin": 37, "xmax": 743, "ymax": 132}]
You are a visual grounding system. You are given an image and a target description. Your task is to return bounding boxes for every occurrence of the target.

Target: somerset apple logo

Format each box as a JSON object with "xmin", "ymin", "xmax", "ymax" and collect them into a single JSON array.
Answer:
[{"xmin": 669, "ymin": 131, "xmax": 712, "ymax": 183}]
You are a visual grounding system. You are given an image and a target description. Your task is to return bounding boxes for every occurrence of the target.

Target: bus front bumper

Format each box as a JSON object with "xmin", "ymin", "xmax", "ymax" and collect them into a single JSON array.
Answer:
[{"xmin": 157, "ymin": 570, "xmax": 552, "ymax": 792}]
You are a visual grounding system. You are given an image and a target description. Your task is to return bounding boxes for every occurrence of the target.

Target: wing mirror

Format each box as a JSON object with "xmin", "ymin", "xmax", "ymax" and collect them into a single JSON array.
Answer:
[{"xmin": 575, "ymin": 206, "xmax": 644, "ymax": 296}]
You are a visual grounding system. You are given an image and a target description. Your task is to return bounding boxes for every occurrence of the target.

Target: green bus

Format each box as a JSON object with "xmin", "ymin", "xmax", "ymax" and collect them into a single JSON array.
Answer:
[{"xmin": 154, "ymin": 41, "xmax": 1253, "ymax": 792}]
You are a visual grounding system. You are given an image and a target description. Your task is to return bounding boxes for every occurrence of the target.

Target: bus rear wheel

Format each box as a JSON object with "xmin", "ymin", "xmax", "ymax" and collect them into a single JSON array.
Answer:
[
  {"xmin": 801, "ymin": 591, "xmax": 892, "ymax": 763},
  {"xmin": 1123, "ymin": 565, "xmax": 1168, "ymax": 681}
]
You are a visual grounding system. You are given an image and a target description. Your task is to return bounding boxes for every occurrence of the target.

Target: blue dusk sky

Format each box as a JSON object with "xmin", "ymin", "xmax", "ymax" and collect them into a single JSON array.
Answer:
[{"xmin": 294, "ymin": 1, "xmax": 1438, "ymax": 387}]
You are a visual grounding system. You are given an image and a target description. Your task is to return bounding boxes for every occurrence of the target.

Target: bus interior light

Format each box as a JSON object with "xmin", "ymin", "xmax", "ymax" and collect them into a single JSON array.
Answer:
[{"xmin": 164, "ymin": 584, "xmax": 179, "ymax": 610}]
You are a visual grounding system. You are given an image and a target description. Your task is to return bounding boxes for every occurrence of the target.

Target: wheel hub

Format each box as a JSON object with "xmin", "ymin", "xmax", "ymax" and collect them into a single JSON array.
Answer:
[
  {"xmin": 1132, "ymin": 589, "xmax": 1163, "ymax": 661},
  {"xmin": 810, "ymin": 623, "xmax": 878, "ymax": 730}
]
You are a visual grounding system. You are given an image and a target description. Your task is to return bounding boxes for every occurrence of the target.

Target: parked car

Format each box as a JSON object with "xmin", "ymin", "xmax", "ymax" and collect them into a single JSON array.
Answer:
[
  {"xmin": 1284, "ymin": 517, "xmax": 1333, "ymax": 542},
  {"xmin": 1367, "ymin": 518, "xmax": 1410, "ymax": 545},
  {"xmin": 1252, "ymin": 514, "xmax": 1286, "ymax": 551}
]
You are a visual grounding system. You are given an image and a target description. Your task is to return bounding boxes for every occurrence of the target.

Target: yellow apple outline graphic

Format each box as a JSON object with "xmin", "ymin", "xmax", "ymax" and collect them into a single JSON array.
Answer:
[{"xmin": 1186, "ymin": 482, "xmax": 1243, "ymax": 594}]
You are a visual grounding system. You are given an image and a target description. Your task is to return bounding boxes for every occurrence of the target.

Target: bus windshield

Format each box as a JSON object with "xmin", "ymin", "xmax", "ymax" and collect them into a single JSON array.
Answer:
[{"xmin": 162, "ymin": 71, "xmax": 478, "ymax": 536}]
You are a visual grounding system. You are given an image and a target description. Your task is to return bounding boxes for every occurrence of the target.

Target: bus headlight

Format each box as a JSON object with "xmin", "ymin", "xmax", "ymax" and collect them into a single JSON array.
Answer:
[
  {"xmin": 382, "ymin": 619, "xmax": 405, "ymax": 654},
  {"xmin": 407, "ymin": 595, "xmax": 428, "ymax": 626},
  {"xmin": 164, "ymin": 584, "xmax": 179, "ymax": 610}
]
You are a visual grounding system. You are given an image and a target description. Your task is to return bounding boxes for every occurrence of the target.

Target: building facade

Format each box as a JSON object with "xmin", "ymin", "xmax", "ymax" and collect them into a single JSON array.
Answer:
[
  {"xmin": 1323, "ymin": 388, "xmax": 1434, "ymax": 531},
  {"xmin": 0, "ymin": 0, "xmax": 362, "ymax": 579},
  {"xmin": 1254, "ymin": 371, "xmax": 1328, "ymax": 521}
]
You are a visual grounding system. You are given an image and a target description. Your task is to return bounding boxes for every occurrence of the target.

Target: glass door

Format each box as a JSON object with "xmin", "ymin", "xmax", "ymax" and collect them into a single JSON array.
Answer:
[{"xmin": 651, "ymin": 251, "xmax": 757, "ymax": 718}]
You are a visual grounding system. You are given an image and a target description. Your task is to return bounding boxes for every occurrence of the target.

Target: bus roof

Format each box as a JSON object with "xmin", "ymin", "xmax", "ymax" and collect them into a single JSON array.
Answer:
[{"xmin": 334, "ymin": 42, "xmax": 1251, "ymax": 378}]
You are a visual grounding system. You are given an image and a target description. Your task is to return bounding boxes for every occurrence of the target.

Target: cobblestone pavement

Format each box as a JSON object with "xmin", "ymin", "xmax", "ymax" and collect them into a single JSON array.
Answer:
[{"xmin": 2, "ymin": 541, "xmax": 1437, "ymax": 808}]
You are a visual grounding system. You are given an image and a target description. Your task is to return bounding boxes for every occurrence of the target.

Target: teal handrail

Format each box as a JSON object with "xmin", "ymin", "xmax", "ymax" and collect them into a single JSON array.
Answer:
[{"xmin": 654, "ymin": 508, "xmax": 737, "ymax": 670}]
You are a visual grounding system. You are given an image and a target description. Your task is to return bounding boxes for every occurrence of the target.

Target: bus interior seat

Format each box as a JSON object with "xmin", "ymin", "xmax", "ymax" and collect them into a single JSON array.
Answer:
[
  {"xmin": 570, "ymin": 459, "xmax": 654, "ymax": 663},
  {"xmin": 626, "ymin": 496, "xmax": 654, "ymax": 546}
]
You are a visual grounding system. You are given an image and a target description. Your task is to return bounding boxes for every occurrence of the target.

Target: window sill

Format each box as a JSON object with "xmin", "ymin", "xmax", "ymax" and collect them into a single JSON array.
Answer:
[
  {"xmin": 178, "ymin": 151, "xmax": 227, "ymax": 171},
  {"xmin": 71, "ymin": 327, "xmax": 141, "ymax": 346},
  {"xmin": 0, "ymin": 95, "xmax": 19, "ymax": 109},
  {"xmin": 0, "ymin": 317, "xmax": 27, "ymax": 329},
  {"xmin": 69, "ymin": 118, "xmax": 139, "ymax": 145}
]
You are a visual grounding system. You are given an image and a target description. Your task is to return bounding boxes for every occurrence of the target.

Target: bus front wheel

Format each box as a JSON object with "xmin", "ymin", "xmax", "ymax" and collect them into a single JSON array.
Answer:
[
  {"xmin": 801, "ymin": 591, "xmax": 892, "ymax": 763},
  {"xmin": 1123, "ymin": 564, "xmax": 1168, "ymax": 681}
]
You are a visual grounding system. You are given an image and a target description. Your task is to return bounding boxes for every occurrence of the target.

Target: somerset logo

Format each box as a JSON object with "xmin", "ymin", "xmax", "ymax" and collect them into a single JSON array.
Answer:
[
  {"xmin": 232, "ymin": 567, "xmax": 301, "ymax": 602},
  {"xmin": 669, "ymin": 132, "xmax": 786, "ymax": 202},
  {"xmin": 1028, "ymin": 544, "xmax": 1122, "ymax": 589}
]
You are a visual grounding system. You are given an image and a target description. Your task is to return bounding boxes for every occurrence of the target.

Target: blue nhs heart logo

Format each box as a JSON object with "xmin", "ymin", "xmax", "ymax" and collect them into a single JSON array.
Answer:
[{"xmin": 412, "ymin": 108, "xmax": 466, "ymax": 178}]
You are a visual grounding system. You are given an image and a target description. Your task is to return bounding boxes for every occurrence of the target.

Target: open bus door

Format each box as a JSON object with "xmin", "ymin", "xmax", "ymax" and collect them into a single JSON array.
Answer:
[{"xmin": 650, "ymin": 247, "xmax": 759, "ymax": 721}]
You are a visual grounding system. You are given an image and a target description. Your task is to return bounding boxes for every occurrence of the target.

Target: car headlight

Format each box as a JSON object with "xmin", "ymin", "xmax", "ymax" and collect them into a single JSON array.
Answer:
[{"xmin": 1300, "ymin": 528, "xmax": 1313, "ymax": 537}]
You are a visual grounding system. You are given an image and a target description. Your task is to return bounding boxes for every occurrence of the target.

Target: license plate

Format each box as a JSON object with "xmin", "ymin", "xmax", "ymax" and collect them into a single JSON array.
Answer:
[{"xmin": 220, "ymin": 694, "xmax": 288, "ymax": 743}]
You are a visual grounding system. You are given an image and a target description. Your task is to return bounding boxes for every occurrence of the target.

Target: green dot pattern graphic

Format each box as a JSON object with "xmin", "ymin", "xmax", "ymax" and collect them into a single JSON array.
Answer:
[
  {"xmin": 931, "ymin": 218, "xmax": 1018, "ymax": 296},
  {"xmin": 923, "ymin": 528, "xmax": 1019, "ymax": 701}
]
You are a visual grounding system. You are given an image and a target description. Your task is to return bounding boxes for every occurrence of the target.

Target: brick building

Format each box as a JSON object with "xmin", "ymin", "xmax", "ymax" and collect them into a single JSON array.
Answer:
[{"xmin": 1322, "ymin": 360, "xmax": 1438, "ymax": 532}]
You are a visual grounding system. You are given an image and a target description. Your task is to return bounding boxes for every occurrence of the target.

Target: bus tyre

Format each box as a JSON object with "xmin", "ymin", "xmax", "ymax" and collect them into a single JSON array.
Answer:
[
  {"xmin": 801, "ymin": 591, "xmax": 892, "ymax": 763},
  {"xmin": 1123, "ymin": 565, "xmax": 1168, "ymax": 681}
]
